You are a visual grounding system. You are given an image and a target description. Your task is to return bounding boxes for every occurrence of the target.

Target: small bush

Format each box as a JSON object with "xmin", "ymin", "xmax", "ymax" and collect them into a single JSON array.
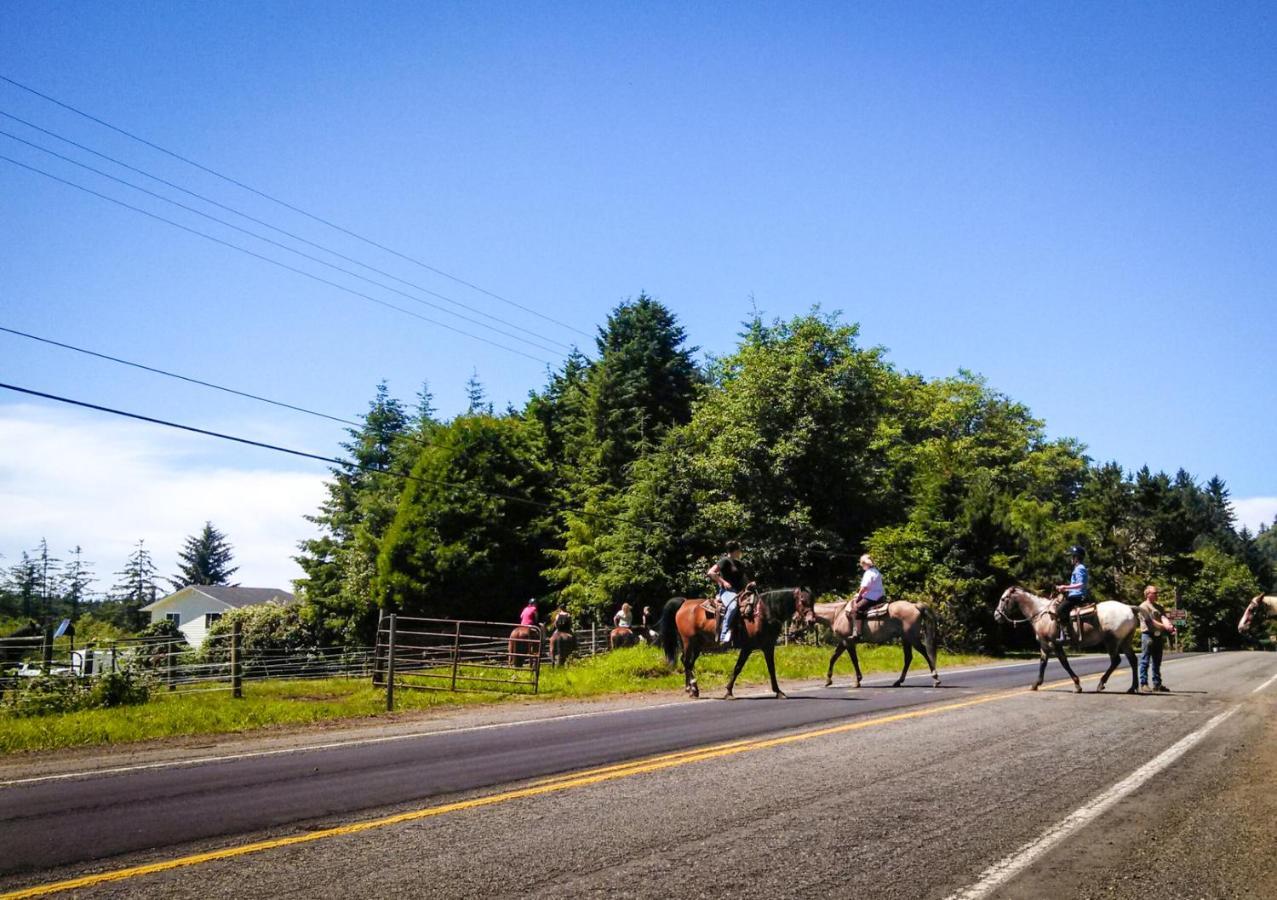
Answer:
[
  {"xmin": 3, "ymin": 670, "xmax": 150, "ymax": 717},
  {"xmin": 89, "ymin": 671, "xmax": 150, "ymax": 708}
]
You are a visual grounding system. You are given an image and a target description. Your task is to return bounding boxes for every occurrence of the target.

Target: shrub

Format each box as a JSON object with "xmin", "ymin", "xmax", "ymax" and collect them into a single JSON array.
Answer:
[{"xmin": 2, "ymin": 670, "xmax": 151, "ymax": 717}]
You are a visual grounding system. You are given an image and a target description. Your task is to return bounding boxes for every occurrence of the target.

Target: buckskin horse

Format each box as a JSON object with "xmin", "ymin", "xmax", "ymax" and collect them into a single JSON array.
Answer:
[
  {"xmin": 995, "ymin": 587, "xmax": 1149, "ymax": 693},
  {"xmin": 809, "ymin": 598, "xmax": 940, "ymax": 688},
  {"xmin": 547, "ymin": 610, "xmax": 576, "ymax": 667},
  {"xmin": 1238, "ymin": 594, "xmax": 1277, "ymax": 636},
  {"xmin": 659, "ymin": 587, "xmax": 816, "ymax": 699}
]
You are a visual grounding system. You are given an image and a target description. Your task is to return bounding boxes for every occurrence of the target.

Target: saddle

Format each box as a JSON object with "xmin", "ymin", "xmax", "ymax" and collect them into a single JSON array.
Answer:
[{"xmin": 848, "ymin": 600, "xmax": 890, "ymax": 621}]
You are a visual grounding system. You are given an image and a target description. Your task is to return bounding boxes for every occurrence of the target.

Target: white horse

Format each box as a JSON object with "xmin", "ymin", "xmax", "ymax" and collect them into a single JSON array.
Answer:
[
  {"xmin": 995, "ymin": 587, "xmax": 1149, "ymax": 693},
  {"xmin": 1238, "ymin": 594, "xmax": 1277, "ymax": 635}
]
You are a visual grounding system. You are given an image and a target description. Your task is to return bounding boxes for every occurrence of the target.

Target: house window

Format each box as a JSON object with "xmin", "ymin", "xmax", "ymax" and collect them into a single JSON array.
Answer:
[
  {"xmin": 204, "ymin": 613, "xmax": 223, "ymax": 628},
  {"xmin": 165, "ymin": 613, "xmax": 181, "ymax": 626}
]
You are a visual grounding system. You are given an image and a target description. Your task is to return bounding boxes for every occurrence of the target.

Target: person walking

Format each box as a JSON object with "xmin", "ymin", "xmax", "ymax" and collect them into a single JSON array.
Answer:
[
  {"xmin": 1138, "ymin": 585, "xmax": 1176, "ymax": 693},
  {"xmin": 849, "ymin": 554, "xmax": 886, "ymax": 640}
]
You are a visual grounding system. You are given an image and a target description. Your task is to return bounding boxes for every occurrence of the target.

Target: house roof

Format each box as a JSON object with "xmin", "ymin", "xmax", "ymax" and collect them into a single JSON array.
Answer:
[{"xmin": 142, "ymin": 585, "xmax": 295, "ymax": 612}]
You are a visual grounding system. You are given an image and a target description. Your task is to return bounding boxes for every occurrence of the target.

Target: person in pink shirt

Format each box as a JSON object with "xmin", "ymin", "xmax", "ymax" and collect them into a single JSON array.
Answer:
[{"xmin": 519, "ymin": 598, "xmax": 539, "ymax": 627}]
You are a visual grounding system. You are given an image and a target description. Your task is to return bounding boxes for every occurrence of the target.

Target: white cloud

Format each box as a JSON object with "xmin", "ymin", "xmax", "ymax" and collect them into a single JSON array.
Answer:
[
  {"xmin": 0, "ymin": 404, "xmax": 327, "ymax": 591},
  {"xmin": 1235, "ymin": 497, "xmax": 1277, "ymax": 534}
]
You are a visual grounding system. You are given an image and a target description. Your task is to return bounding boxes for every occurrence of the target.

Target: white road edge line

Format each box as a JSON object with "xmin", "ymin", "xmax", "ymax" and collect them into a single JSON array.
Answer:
[
  {"xmin": 0, "ymin": 656, "xmax": 1117, "ymax": 789},
  {"xmin": 1252, "ymin": 672, "xmax": 1277, "ymax": 694},
  {"xmin": 945, "ymin": 705, "xmax": 1241, "ymax": 900}
]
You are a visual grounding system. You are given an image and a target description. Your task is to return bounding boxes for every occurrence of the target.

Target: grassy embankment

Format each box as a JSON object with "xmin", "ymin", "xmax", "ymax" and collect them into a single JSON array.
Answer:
[{"xmin": 0, "ymin": 643, "xmax": 993, "ymax": 754}]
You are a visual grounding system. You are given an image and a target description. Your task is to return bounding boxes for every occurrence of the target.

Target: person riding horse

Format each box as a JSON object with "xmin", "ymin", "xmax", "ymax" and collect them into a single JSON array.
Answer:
[
  {"xmin": 1054, "ymin": 546, "xmax": 1089, "ymax": 645},
  {"xmin": 849, "ymin": 554, "xmax": 887, "ymax": 641},
  {"xmin": 707, "ymin": 541, "xmax": 749, "ymax": 647}
]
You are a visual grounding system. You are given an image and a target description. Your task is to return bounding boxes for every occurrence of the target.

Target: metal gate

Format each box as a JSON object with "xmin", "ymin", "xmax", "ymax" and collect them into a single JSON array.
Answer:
[{"xmin": 374, "ymin": 614, "xmax": 542, "ymax": 708}]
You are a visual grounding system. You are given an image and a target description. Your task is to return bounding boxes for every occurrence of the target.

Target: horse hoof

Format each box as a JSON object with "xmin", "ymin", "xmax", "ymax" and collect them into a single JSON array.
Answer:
[
  {"xmin": 775, "ymin": 691, "xmax": 787, "ymax": 699},
  {"xmin": 1073, "ymin": 684, "xmax": 1083, "ymax": 694},
  {"xmin": 932, "ymin": 680, "xmax": 941, "ymax": 688},
  {"xmin": 854, "ymin": 680, "xmax": 862, "ymax": 689},
  {"xmin": 1096, "ymin": 682, "xmax": 1106, "ymax": 693},
  {"xmin": 722, "ymin": 692, "xmax": 735, "ymax": 701},
  {"xmin": 1126, "ymin": 687, "xmax": 1137, "ymax": 694},
  {"xmin": 1030, "ymin": 683, "xmax": 1040, "ymax": 691},
  {"xmin": 891, "ymin": 680, "xmax": 903, "ymax": 688},
  {"xmin": 824, "ymin": 678, "xmax": 833, "ymax": 687}
]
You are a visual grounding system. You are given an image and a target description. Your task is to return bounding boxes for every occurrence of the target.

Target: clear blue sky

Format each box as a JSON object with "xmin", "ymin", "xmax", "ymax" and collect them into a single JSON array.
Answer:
[{"xmin": 2, "ymin": 2, "xmax": 1275, "ymax": 580}]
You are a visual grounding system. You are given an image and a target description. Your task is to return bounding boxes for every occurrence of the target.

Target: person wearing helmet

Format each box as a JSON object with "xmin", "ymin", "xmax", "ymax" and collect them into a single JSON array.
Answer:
[
  {"xmin": 519, "ymin": 598, "xmax": 538, "ymax": 627},
  {"xmin": 1054, "ymin": 546, "xmax": 1089, "ymax": 645}
]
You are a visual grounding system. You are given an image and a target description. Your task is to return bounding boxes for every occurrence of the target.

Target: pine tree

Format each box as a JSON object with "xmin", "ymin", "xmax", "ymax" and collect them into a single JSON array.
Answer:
[
  {"xmin": 111, "ymin": 540, "xmax": 161, "ymax": 630},
  {"xmin": 171, "ymin": 522, "xmax": 238, "ymax": 587},
  {"xmin": 465, "ymin": 370, "xmax": 493, "ymax": 415},
  {"xmin": 61, "ymin": 546, "xmax": 96, "ymax": 620},
  {"xmin": 7, "ymin": 552, "xmax": 38, "ymax": 620},
  {"xmin": 33, "ymin": 538, "xmax": 61, "ymax": 622}
]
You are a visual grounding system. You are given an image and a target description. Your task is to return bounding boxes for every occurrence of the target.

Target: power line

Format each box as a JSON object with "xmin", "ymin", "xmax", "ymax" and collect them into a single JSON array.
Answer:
[
  {"xmin": 0, "ymin": 114, "xmax": 573, "ymax": 352},
  {"xmin": 0, "ymin": 73, "xmax": 593, "ymax": 339},
  {"xmin": 0, "ymin": 381, "xmax": 647, "ymax": 529},
  {"xmin": 0, "ymin": 152, "xmax": 552, "ymax": 365},
  {"xmin": 0, "ymin": 136, "xmax": 565, "ymax": 356}
]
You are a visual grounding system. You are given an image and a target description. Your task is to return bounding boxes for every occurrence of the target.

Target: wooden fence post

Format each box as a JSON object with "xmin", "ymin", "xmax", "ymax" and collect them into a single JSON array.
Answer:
[
  {"xmin": 167, "ymin": 639, "xmax": 177, "ymax": 691},
  {"xmin": 385, "ymin": 614, "xmax": 397, "ymax": 711},
  {"xmin": 372, "ymin": 608, "xmax": 386, "ymax": 686},
  {"xmin": 41, "ymin": 625, "xmax": 53, "ymax": 674},
  {"xmin": 231, "ymin": 621, "xmax": 243, "ymax": 699},
  {"xmin": 450, "ymin": 619, "xmax": 461, "ymax": 692}
]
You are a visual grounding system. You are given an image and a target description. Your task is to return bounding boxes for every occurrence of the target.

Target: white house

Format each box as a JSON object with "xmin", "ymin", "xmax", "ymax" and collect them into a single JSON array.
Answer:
[{"xmin": 141, "ymin": 585, "xmax": 295, "ymax": 647}]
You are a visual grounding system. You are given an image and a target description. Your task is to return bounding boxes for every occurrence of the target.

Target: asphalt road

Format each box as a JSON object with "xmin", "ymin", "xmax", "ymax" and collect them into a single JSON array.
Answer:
[{"xmin": 1, "ymin": 651, "xmax": 1274, "ymax": 899}]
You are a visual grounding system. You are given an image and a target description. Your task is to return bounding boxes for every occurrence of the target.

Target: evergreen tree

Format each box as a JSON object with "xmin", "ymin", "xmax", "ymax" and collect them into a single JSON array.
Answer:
[
  {"xmin": 171, "ymin": 522, "xmax": 238, "ymax": 588},
  {"xmin": 61, "ymin": 546, "xmax": 95, "ymax": 620},
  {"xmin": 110, "ymin": 540, "xmax": 161, "ymax": 630},
  {"xmin": 7, "ymin": 552, "xmax": 38, "ymax": 619},
  {"xmin": 33, "ymin": 538, "xmax": 61, "ymax": 621},
  {"xmin": 465, "ymin": 370, "xmax": 493, "ymax": 415}
]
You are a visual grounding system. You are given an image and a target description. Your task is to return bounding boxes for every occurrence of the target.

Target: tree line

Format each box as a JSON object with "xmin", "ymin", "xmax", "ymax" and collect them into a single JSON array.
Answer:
[
  {"xmin": 0, "ymin": 523, "xmax": 238, "ymax": 633},
  {"xmin": 294, "ymin": 295, "xmax": 1277, "ymax": 653}
]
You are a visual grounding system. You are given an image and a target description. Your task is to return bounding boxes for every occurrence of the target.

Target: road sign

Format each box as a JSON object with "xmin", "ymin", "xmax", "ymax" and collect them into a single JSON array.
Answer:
[
  {"xmin": 1167, "ymin": 609, "xmax": 1188, "ymax": 621},
  {"xmin": 53, "ymin": 618, "xmax": 72, "ymax": 638}
]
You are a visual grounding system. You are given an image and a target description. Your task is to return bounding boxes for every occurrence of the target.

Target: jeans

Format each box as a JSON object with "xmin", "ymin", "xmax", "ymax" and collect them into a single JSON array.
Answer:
[
  {"xmin": 718, "ymin": 590, "xmax": 738, "ymax": 642},
  {"xmin": 1139, "ymin": 633, "xmax": 1164, "ymax": 686}
]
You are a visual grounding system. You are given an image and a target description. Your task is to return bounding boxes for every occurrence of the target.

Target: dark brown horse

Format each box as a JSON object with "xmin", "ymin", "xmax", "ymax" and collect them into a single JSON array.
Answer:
[
  {"xmin": 507, "ymin": 625, "xmax": 541, "ymax": 668},
  {"xmin": 548, "ymin": 610, "xmax": 576, "ymax": 667},
  {"xmin": 660, "ymin": 587, "xmax": 816, "ymax": 699}
]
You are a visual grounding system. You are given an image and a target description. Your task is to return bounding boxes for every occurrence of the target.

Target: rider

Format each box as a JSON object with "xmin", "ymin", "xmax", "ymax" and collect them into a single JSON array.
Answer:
[
  {"xmin": 613, "ymin": 603, "xmax": 633, "ymax": 629},
  {"xmin": 849, "ymin": 554, "xmax": 887, "ymax": 640},
  {"xmin": 707, "ymin": 541, "xmax": 748, "ymax": 646},
  {"xmin": 1054, "ymin": 546, "xmax": 1089, "ymax": 645},
  {"xmin": 519, "ymin": 598, "xmax": 538, "ymax": 628}
]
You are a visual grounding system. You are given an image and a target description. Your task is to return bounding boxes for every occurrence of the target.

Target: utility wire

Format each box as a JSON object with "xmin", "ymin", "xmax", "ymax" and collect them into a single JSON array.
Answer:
[
  {"xmin": 0, "ymin": 381, "xmax": 648, "ymax": 528},
  {"xmin": 0, "ymin": 114, "xmax": 572, "ymax": 352},
  {"xmin": 0, "ymin": 152, "xmax": 552, "ymax": 365},
  {"xmin": 0, "ymin": 73, "xmax": 592, "ymax": 339},
  {"xmin": 0, "ymin": 135, "xmax": 564, "ymax": 355}
]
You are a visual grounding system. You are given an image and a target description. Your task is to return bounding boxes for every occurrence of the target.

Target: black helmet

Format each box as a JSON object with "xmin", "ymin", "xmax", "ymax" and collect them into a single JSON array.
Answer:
[{"xmin": 1068, "ymin": 545, "xmax": 1086, "ymax": 560}]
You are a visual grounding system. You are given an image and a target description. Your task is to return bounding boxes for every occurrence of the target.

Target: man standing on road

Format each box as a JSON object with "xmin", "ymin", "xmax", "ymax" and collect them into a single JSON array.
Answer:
[
  {"xmin": 707, "ymin": 541, "xmax": 747, "ymax": 646},
  {"xmin": 1139, "ymin": 585, "xmax": 1176, "ymax": 693},
  {"xmin": 1055, "ymin": 546, "xmax": 1089, "ymax": 645}
]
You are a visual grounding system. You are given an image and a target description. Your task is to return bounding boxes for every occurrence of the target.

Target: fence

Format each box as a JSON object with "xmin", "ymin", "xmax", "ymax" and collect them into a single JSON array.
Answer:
[{"xmin": 374, "ymin": 614, "xmax": 542, "ymax": 708}]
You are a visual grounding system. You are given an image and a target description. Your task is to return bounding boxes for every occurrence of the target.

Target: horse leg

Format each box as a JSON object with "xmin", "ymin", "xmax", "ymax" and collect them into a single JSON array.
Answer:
[
  {"xmin": 915, "ymin": 637, "xmax": 940, "ymax": 687},
  {"xmin": 1097, "ymin": 638, "xmax": 1120, "ymax": 692},
  {"xmin": 762, "ymin": 643, "xmax": 784, "ymax": 698},
  {"xmin": 1053, "ymin": 645, "xmax": 1082, "ymax": 693},
  {"xmin": 848, "ymin": 643, "xmax": 863, "ymax": 688},
  {"xmin": 684, "ymin": 642, "xmax": 700, "ymax": 698},
  {"xmin": 826, "ymin": 643, "xmax": 845, "ymax": 687},
  {"xmin": 1033, "ymin": 646, "xmax": 1048, "ymax": 690},
  {"xmin": 724, "ymin": 646, "xmax": 753, "ymax": 699},
  {"xmin": 894, "ymin": 641, "xmax": 913, "ymax": 687},
  {"xmin": 1124, "ymin": 646, "xmax": 1139, "ymax": 694}
]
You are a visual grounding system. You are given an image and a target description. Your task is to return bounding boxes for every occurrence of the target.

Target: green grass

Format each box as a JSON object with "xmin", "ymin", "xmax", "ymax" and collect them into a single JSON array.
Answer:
[{"xmin": 0, "ymin": 644, "xmax": 993, "ymax": 755}]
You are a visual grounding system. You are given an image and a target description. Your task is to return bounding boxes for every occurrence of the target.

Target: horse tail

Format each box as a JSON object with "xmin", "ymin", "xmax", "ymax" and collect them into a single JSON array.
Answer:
[
  {"xmin": 918, "ymin": 603, "xmax": 938, "ymax": 658},
  {"xmin": 660, "ymin": 598, "xmax": 683, "ymax": 667}
]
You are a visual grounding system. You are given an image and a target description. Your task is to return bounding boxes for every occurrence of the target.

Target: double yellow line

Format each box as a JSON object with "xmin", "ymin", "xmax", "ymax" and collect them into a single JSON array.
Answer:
[{"xmin": 1, "ymin": 678, "xmax": 1085, "ymax": 899}]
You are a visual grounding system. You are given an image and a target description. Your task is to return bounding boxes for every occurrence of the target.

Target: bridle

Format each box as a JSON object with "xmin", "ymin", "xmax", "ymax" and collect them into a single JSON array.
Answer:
[{"xmin": 995, "ymin": 590, "xmax": 1048, "ymax": 627}]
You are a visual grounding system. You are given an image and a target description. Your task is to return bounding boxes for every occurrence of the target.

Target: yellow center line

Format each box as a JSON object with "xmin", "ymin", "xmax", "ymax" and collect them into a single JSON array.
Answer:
[{"xmin": 1, "ymin": 673, "xmax": 1099, "ymax": 899}]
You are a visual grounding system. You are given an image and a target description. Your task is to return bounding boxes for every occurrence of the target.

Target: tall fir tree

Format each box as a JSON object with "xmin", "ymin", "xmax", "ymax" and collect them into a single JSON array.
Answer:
[
  {"xmin": 61, "ymin": 546, "xmax": 95, "ymax": 620},
  {"xmin": 111, "ymin": 540, "xmax": 161, "ymax": 630},
  {"xmin": 171, "ymin": 522, "xmax": 238, "ymax": 588}
]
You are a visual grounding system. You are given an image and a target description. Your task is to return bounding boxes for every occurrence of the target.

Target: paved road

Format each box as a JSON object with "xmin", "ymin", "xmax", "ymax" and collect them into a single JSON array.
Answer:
[{"xmin": 1, "ymin": 652, "xmax": 1273, "ymax": 899}]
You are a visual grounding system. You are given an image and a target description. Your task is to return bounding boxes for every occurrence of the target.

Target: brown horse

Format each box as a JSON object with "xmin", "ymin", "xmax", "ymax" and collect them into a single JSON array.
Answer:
[
  {"xmin": 1238, "ymin": 594, "xmax": 1277, "ymax": 635},
  {"xmin": 659, "ymin": 587, "xmax": 816, "ymax": 699},
  {"xmin": 507, "ymin": 625, "xmax": 541, "ymax": 668},
  {"xmin": 609, "ymin": 627, "xmax": 642, "ymax": 650},
  {"xmin": 810, "ymin": 599, "xmax": 940, "ymax": 688},
  {"xmin": 547, "ymin": 611, "xmax": 576, "ymax": 666},
  {"xmin": 995, "ymin": 587, "xmax": 1147, "ymax": 693}
]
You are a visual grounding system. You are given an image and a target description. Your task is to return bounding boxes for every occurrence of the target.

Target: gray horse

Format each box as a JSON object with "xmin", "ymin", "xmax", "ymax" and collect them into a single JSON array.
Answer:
[
  {"xmin": 996, "ymin": 587, "xmax": 1149, "ymax": 693},
  {"xmin": 1238, "ymin": 594, "xmax": 1277, "ymax": 635}
]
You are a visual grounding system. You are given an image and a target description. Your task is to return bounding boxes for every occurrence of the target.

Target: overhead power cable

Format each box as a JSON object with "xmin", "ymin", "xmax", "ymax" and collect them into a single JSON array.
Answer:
[
  {"xmin": 0, "ymin": 73, "xmax": 592, "ymax": 339},
  {"xmin": 0, "ymin": 152, "xmax": 551, "ymax": 365},
  {"xmin": 0, "ymin": 381, "xmax": 647, "ymax": 529},
  {"xmin": 0, "ymin": 115, "xmax": 571, "ymax": 352}
]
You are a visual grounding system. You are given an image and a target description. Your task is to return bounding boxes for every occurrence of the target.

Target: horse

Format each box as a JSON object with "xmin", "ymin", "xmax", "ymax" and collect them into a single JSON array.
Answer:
[
  {"xmin": 609, "ymin": 626, "xmax": 642, "ymax": 650},
  {"xmin": 659, "ymin": 587, "xmax": 816, "ymax": 699},
  {"xmin": 1238, "ymin": 594, "xmax": 1277, "ymax": 635},
  {"xmin": 810, "ymin": 599, "xmax": 940, "ymax": 688},
  {"xmin": 995, "ymin": 587, "xmax": 1149, "ymax": 693},
  {"xmin": 507, "ymin": 625, "xmax": 541, "ymax": 668},
  {"xmin": 1, "ymin": 620, "xmax": 42, "ymax": 668},
  {"xmin": 547, "ymin": 611, "xmax": 576, "ymax": 667}
]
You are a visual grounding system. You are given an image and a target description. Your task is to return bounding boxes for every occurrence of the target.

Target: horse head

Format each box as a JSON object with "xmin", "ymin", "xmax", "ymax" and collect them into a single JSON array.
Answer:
[
  {"xmin": 1238, "ymin": 594, "xmax": 1269, "ymax": 635},
  {"xmin": 994, "ymin": 587, "xmax": 1027, "ymax": 624},
  {"xmin": 791, "ymin": 587, "xmax": 817, "ymax": 629}
]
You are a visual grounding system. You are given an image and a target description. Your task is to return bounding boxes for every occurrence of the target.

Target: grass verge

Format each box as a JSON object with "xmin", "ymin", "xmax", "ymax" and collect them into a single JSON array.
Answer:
[{"xmin": 0, "ymin": 644, "xmax": 993, "ymax": 755}]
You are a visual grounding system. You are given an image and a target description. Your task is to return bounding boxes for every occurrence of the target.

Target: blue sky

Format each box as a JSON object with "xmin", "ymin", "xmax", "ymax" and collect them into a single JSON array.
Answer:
[{"xmin": 2, "ymin": 2, "xmax": 1274, "ymax": 584}]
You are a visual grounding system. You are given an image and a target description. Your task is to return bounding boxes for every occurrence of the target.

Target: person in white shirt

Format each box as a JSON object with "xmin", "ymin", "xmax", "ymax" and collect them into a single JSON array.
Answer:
[{"xmin": 849, "ymin": 554, "xmax": 886, "ymax": 640}]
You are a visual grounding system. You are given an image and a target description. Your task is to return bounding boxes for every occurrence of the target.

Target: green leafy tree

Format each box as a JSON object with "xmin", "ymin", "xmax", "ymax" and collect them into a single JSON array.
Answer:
[
  {"xmin": 1181, "ymin": 544, "xmax": 1259, "ymax": 650},
  {"xmin": 170, "ymin": 522, "xmax": 238, "ymax": 588}
]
